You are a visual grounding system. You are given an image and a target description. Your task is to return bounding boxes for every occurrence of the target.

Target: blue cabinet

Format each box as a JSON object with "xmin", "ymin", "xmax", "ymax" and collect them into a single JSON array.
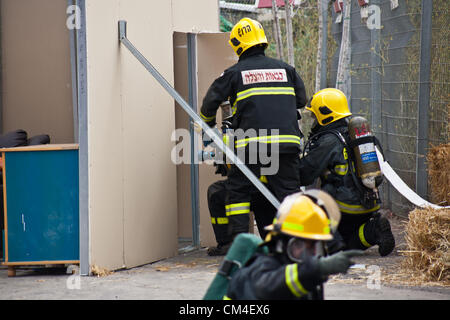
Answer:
[{"xmin": 1, "ymin": 144, "xmax": 79, "ymax": 270}]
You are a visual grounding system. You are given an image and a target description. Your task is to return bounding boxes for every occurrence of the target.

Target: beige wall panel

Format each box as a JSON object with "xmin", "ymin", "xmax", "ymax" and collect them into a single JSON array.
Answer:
[
  {"xmin": 86, "ymin": 0, "xmax": 220, "ymax": 270},
  {"xmin": 1, "ymin": 0, "xmax": 74, "ymax": 143},
  {"xmin": 173, "ymin": 33, "xmax": 192, "ymax": 239},
  {"xmin": 120, "ymin": 0, "xmax": 178, "ymax": 267},
  {"xmin": 196, "ymin": 33, "xmax": 238, "ymax": 247},
  {"xmin": 85, "ymin": 0, "xmax": 125, "ymax": 271},
  {"xmin": 172, "ymin": 0, "xmax": 219, "ymax": 32}
]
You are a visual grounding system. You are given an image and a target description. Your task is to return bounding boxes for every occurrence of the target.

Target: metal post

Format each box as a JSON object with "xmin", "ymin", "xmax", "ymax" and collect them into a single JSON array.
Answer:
[
  {"xmin": 416, "ymin": 0, "xmax": 433, "ymax": 199},
  {"xmin": 118, "ymin": 20, "xmax": 281, "ymax": 210},
  {"xmin": 67, "ymin": 0, "xmax": 79, "ymax": 143},
  {"xmin": 75, "ymin": 0, "xmax": 90, "ymax": 276},
  {"xmin": 187, "ymin": 33, "xmax": 200, "ymax": 248},
  {"xmin": 370, "ymin": 0, "xmax": 382, "ymax": 134},
  {"xmin": 320, "ymin": 0, "xmax": 328, "ymax": 89}
]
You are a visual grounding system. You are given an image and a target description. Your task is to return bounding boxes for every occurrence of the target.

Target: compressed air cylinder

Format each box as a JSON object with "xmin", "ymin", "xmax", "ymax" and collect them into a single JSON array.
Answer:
[{"xmin": 348, "ymin": 116, "xmax": 383, "ymax": 189}]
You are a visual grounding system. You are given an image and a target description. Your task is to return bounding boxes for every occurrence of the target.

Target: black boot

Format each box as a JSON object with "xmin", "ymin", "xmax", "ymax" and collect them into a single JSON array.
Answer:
[
  {"xmin": 374, "ymin": 215, "xmax": 395, "ymax": 257},
  {"xmin": 207, "ymin": 242, "xmax": 231, "ymax": 256}
]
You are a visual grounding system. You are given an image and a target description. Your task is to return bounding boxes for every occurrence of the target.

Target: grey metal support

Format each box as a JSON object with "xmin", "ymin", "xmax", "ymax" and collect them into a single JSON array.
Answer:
[
  {"xmin": 320, "ymin": 0, "xmax": 328, "ymax": 89},
  {"xmin": 416, "ymin": 0, "xmax": 433, "ymax": 199},
  {"xmin": 118, "ymin": 20, "xmax": 281, "ymax": 210},
  {"xmin": 75, "ymin": 0, "xmax": 90, "ymax": 276},
  {"xmin": 67, "ymin": 0, "xmax": 79, "ymax": 143},
  {"xmin": 187, "ymin": 33, "xmax": 200, "ymax": 247}
]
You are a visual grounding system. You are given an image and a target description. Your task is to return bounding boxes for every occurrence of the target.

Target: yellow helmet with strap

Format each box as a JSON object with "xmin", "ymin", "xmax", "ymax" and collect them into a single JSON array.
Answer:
[
  {"xmin": 229, "ymin": 17, "xmax": 268, "ymax": 57},
  {"xmin": 306, "ymin": 88, "xmax": 352, "ymax": 126},
  {"xmin": 265, "ymin": 190, "xmax": 340, "ymax": 241}
]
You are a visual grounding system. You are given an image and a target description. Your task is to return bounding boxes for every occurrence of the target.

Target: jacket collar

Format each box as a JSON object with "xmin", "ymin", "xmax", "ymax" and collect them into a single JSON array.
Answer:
[
  {"xmin": 309, "ymin": 118, "xmax": 349, "ymax": 138},
  {"xmin": 239, "ymin": 45, "xmax": 266, "ymax": 61}
]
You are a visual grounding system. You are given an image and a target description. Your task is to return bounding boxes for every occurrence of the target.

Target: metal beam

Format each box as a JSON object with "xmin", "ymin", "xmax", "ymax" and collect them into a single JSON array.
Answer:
[{"xmin": 118, "ymin": 20, "xmax": 281, "ymax": 210}]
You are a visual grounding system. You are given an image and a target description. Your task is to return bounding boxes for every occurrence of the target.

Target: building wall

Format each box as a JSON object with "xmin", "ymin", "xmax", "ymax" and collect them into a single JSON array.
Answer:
[
  {"xmin": 1, "ymin": 0, "xmax": 74, "ymax": 143},
  {"xmin": 85, "ymin": 0, "xmax": 219, "ymax": 270}
]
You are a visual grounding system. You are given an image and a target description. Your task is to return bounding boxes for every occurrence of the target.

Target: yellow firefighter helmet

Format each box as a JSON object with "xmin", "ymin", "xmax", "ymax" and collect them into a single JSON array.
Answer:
[
  {"xmin": 229, "ymin": 17, "xmax": 268, "ymax": 57},
  {"xmin": 306, "ymin": 88, "xmax": 352, "ymax": 126},
  {"xmin": 265, "ymin": 190, "xmax": 340, "ymax": 241}
]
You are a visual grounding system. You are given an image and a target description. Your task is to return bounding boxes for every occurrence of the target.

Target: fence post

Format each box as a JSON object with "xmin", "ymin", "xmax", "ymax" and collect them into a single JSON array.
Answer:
[
  {"xmin": 284, "ymin": 0, "xmax": 295, "ymax": 67},
  {"xmin": 320, "ymin": 0, "xmax": 328, "ymax": 89},
  {"xmin": 416, "ymin": 0, "xmax": 433, "ymax": 200},
  {"xmin": 271, "ymin": 0, "xmax": 284, "ymax": 60}
]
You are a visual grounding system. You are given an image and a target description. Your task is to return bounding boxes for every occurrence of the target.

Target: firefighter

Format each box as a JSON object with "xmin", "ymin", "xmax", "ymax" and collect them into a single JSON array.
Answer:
[
  {"xmin": 225, "ymin": 190, "xmax": 363, "ymax": 300},
  {"xmin": 207, "ymin": 174, "xmax": 278, "ymax": 256},
  {"xmin": 298, "ymin": 88, "xmax": 395, "ymax": 256},
  {"xmin": 200, "ymin": 17, "xmax": 307, "ymax": 242}
]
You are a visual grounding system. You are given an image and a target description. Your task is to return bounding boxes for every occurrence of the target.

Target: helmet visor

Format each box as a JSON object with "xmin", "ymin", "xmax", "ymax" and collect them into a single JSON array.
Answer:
[{"xmin": 286, "ymin": 238, "xmax": 321, "ymax": 263}]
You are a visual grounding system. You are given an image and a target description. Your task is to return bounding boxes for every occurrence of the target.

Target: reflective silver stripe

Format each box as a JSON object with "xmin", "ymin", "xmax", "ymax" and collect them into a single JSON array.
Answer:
[
  {"xmin": 285, "ymin": 264, "xmax": 308, "ymax": 297},
  {"xmin": 225, "ymin": 202, "xmax": 251, "ymax": 216},
  {"xmin": 334, "ymin": 163, "xmax": 348, "ymax": 175}
]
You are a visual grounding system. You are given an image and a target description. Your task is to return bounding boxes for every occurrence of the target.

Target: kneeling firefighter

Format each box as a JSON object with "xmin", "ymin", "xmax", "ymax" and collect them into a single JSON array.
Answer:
[
  {"xmin": 299, "ymin": 88, "xmax": 395, "ymax": 256},
  {"xmin": 224, "ymin": 190, "xmax": 363, "ymax": 300}
]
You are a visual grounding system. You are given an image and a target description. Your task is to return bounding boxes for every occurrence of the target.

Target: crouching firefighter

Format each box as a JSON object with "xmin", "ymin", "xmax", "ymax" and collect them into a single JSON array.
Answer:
[
  {"xmin": 204, "ymin": 101, "xmax": 277, "ymax": 256},
  {"xmin": 299, "ymin": 88, "xmax": 395, "ymax": 256},
  {"xmin": 207, "ymin": 176, "xmax": 277, "ymax": 256},
  {"xmin": 204, "ymin": 189, "xmax": 363, "ymax": 300}
]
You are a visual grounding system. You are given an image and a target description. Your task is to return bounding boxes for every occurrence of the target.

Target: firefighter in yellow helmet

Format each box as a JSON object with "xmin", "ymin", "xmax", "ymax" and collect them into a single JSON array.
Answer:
[
  {"xmin": 225, "ymin": 190, "xmax": 363, "ymax": 300},
  {"xmin": 199, "ymin": 17, "xmax": 308, "ymax": 244},
  {"xmin": 299, "ymin": 88, "xmax": 395, "ymax": 257}
]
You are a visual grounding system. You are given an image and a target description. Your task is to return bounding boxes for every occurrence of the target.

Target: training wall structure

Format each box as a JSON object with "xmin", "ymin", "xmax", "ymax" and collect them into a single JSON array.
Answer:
[
  {"xmin": 85, "ymin": 0, "xmax": 219, "ymax": 271},
  {"xmin": 174, "ymin": 32, "xmax": 238, "ymax": 247}
]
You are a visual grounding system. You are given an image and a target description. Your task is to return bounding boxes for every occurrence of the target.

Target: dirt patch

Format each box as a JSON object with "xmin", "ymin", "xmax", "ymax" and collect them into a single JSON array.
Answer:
[{"xmin": 328, "ymin": 210, "xmax": 450, "ymax": 290}]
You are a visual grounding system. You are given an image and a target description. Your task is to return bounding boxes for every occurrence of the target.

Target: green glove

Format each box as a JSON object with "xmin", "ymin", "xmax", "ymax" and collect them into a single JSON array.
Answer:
[{"xmin": 318, "ymin": 250, "xmax": 364, "ymax": 276}]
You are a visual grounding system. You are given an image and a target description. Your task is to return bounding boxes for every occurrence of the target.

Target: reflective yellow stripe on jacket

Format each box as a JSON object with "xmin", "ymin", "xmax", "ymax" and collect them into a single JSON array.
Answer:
[
  {"xmin": 336, "ymin": 200, "xmax": 380, "ymax": 214},
  {"xmin": 234, "ymin": 86, "xmax": 296, "ymax": 106},
  {"xmin": 235, "ymin": 135, "xmax": 301, "ymax": 149},
  {"xmin": 285, "ymin": 264, "xmax": 308, "ymax": 298},
  {"xmin": 200, "ymin": 112, "xmax": 216, "ymax": 122}
]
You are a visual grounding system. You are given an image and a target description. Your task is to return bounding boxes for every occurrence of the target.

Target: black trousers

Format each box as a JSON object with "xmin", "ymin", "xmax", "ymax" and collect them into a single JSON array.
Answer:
[
  {"xmin": 337, "ymin": 212, "xmax": 379, "ymax": 250},
  {"xmin": 224, "ymin": 153, "xmax": 301, "ymax": 237},
  {"xmin": 207, "ymin": 179, "xmax": 277, "ymax": 245}
]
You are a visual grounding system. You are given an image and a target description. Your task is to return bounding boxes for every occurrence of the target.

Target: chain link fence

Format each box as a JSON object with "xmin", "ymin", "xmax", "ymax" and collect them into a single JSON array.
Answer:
[{"xmin": 219, "ymin": 0, "xmax": 449, "ymax": 216}]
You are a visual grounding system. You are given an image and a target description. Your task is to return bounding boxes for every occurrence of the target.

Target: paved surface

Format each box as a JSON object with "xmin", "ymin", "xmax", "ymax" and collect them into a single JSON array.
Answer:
[
  {"xmin": 1, "ymin": 215, "xmax": 449, "ymax": 300},
  {"xmin": 1, "ymin": 246, "xmax": 449, "ymax": 300}
]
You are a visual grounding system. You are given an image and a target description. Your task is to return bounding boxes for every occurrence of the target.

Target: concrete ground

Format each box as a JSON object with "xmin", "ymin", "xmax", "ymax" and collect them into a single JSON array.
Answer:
[
  {"xmin": 1, "ymin": 216, "xmax": 449, "ymax": 300},
  {"xmin": 0, "ymin": 247, "xmax": 449, "ymax": 300}
]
